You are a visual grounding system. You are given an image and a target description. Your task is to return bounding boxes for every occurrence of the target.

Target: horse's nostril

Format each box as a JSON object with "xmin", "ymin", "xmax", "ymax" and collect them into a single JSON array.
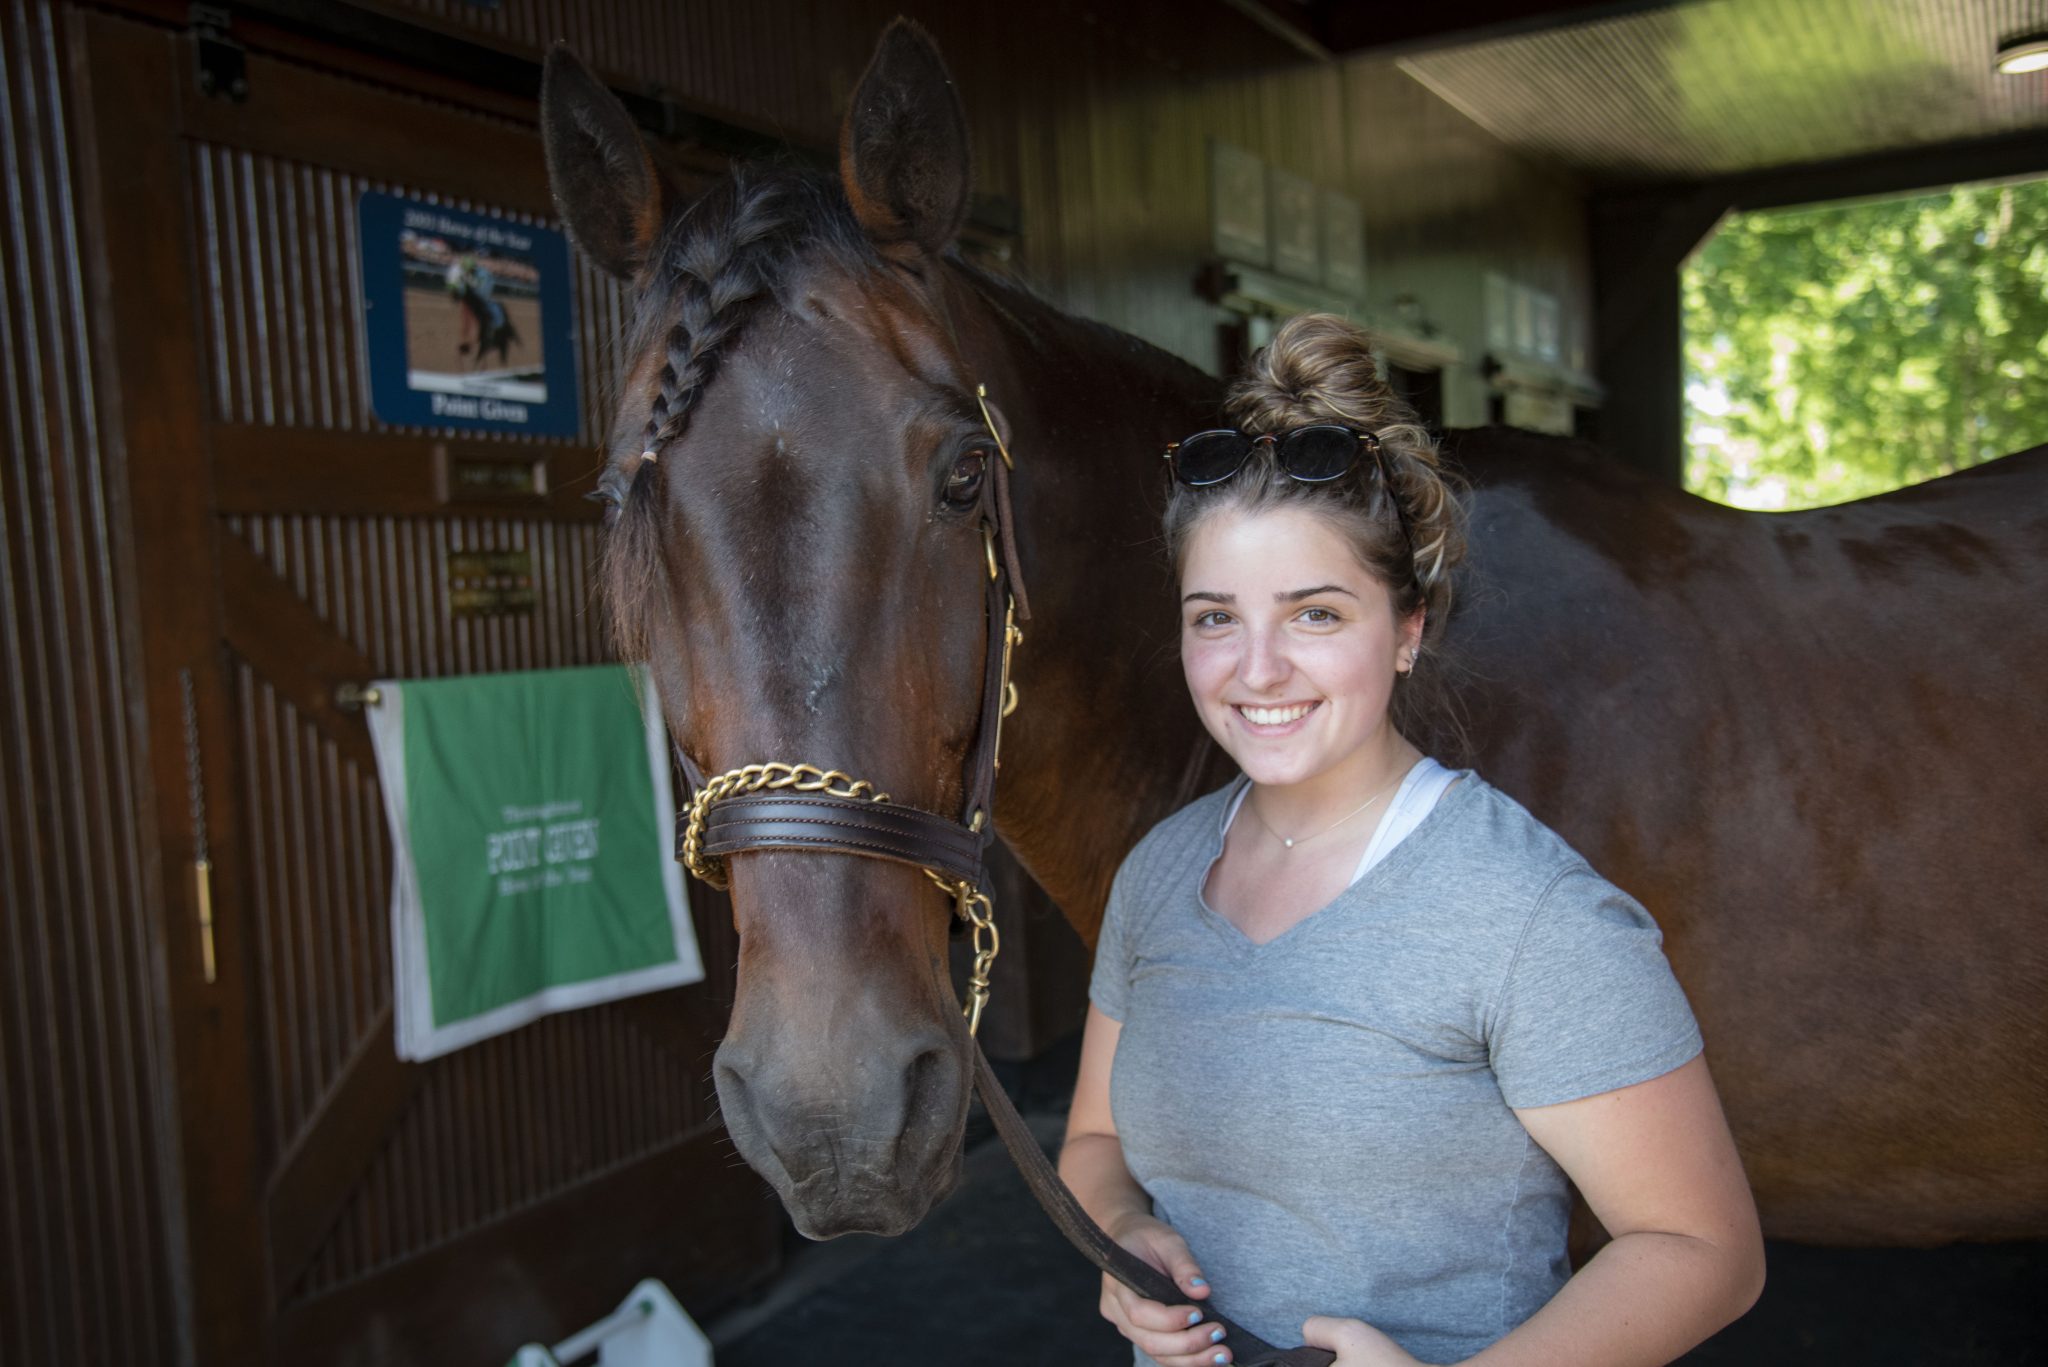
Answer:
[
  {"xmin": 712, "ymin": 1053, "xmax": 754, "ymax": 1128},
  {"xmin": 902, "ymin": 1043, "xmax": 955, "ymax": 1134}
]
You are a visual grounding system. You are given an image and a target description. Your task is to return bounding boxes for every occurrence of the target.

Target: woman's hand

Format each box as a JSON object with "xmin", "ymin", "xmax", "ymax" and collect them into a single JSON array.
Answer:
[
  {"xmin": 1097, "ymin": 1213, "xmax": 1234, "ymax": 1366},
  {"xmin": 1301, "ymin": 1316, "xmax": 1425, "ymax": 1367}
]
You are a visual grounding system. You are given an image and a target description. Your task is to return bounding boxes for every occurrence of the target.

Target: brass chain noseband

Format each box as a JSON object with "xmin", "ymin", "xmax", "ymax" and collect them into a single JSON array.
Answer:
[
  {"xmin": 677, "ymin": 760, "xmax": 1006, "ymax": 1034},
  {"xmin": 680, "ymin": 763, "xmax": 889, "ymax": 888},
  {"xmin": 673, "ymin": 385, "xmax": 1023, "ymax": 1036}
]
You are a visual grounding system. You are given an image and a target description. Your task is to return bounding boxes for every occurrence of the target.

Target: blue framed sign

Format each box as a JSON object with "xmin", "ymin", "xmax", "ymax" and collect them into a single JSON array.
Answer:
[{"xmin": 358, "ymin": 191, "xmax": 579, "ymax": 437}]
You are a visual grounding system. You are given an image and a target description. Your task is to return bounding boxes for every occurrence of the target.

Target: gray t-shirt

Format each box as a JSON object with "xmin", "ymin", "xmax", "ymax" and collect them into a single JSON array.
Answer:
[{"xmin": 1088, "ymin": 773, "xmax": 1702, "ymax": 1365}]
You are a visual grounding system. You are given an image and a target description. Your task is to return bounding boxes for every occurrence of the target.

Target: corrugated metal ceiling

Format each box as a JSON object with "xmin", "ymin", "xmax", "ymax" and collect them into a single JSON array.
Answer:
[{"xmin": 1392, "ymin": 0, "xmax": 2048, "ymax": 181}]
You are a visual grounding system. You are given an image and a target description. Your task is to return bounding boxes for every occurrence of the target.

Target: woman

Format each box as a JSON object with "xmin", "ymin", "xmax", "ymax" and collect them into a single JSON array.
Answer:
[{"xmin": 1059, "ymin": 314, "xmax": 1763, "ymax": 1367}]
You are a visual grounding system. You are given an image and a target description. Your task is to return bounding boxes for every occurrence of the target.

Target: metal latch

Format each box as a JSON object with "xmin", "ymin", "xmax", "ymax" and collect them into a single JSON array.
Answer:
[{"xmin": 191, "ymin": 4, "xmax": 247, "ymax": 102}]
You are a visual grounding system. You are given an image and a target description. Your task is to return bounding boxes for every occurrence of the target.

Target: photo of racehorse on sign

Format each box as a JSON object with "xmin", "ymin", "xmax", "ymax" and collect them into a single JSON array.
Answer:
[
  {"xmin": 357, "ymin": 189, "xmax": 581, "ymax": 438},
  {"xmin": 405, "ymin": 234, "xmax": 534, "ymax": 384}
]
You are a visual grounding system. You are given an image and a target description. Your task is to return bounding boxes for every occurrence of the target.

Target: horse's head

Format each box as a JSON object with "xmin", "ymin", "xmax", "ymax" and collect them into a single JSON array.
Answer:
[{"xmin": 543, "ymin": 24, "xmax": 1006, "ymax": 1238}]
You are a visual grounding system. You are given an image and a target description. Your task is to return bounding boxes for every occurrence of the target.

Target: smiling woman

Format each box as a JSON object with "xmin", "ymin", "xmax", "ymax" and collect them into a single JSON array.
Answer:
[
  {"xmin": 1179, "ymin": 511, "xmax": 1415, "ymax": 838},
  {"xmin": 1059, "ymin": 313, "xmax": 1766, "ymax": 1367},
  {"xmin": 1165, "ymin": 313, "xmax": 1464, "ymax": 749}
]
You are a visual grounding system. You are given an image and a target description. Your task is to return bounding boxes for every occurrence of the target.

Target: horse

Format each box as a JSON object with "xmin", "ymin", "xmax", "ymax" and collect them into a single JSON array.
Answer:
[
  {"xmin": 539, "ymin": 22, "xmax": 2048, "ymax": 1248},
  {"xmin": 450, "ymin": 272, "xmax": 520, "ymax": 369}
]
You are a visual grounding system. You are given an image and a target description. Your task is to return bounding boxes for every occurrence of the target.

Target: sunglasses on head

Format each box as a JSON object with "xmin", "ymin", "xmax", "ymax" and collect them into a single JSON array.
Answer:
[{"xmin": 1163, "ymin": 424, "xmax": 1384, "ymax": 488}]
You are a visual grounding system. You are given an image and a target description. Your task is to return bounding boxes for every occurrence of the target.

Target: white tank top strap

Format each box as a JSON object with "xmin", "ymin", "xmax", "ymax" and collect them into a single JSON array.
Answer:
[
  {"xmin": 1216, "ymin": 756, "xmax": 1465, "ymax": 887},
  {"xmin": 1350, "ymin": 756, "xmax": 1460, "ymax": 885},
  {"xmin": 1219, "ymin": 775, "xmax": 1252, "ymax": 837}
]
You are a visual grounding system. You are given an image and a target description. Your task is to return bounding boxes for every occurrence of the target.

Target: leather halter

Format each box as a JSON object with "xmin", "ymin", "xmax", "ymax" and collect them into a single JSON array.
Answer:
[
  {"xmin": 660, "ymin": 390, "xmax": 1332, "ymax": 1367},
  {"xmin": 668, "ymin": 384, "xmax": 1028, "ymax": 939},
  {"xmin": 673, "ymin": 498, "xmax": 1023, "ymax": 891}
]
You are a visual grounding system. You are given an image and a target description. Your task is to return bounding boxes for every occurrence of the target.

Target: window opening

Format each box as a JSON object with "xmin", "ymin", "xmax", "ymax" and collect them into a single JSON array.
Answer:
[{"xmin": 1683, "ymin": 176, "xmax": 2048, "ymax": 509}]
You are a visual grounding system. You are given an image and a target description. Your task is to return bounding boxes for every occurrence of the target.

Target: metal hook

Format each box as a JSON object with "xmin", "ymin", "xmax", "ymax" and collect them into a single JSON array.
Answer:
[
  {"xmin": 974, "ymin": 384, "xmax": 1014, "ymax": 470},
  {"xmin": 335, "ymin": 682, "xmax": 384, "ymax": 711}
]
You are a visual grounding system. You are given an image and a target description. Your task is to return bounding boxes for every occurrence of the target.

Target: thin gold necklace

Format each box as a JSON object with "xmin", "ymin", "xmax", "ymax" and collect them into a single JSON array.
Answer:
[{"xmin": 1247, "ymin": 770, "xmax": 1406, "ymax": 850}]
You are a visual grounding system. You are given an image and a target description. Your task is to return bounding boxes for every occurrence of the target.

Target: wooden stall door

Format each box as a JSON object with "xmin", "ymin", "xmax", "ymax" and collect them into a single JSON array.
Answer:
[{"xmin": 78, "ymin": 15, "xmax": 777, "ymax": 1365}]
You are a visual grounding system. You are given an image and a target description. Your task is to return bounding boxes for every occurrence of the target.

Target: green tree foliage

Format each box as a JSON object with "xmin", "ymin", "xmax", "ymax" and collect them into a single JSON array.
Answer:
[{"xmin": 1683, "ymin": 178, "xmax": 2048, "ymax": 510}]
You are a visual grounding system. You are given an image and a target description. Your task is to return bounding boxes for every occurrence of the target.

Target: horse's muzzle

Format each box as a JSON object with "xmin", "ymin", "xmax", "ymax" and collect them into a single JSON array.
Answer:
[{"xmin": 713, "ymin": 1027, "xmax": 969, "ymax": 1239}]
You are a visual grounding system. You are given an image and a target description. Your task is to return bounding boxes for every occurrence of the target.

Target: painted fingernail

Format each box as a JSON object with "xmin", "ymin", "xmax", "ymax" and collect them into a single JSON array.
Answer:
[
  {"xmin": 1187, "ymin": 1310, "xmax": 1203, "ymax": 1325},
  {"xmin": 1189, "ymin": 1276, "xmax": 1207, "ymax": 1287},
  {"xmin": 1210, "ymin": 1326, "xmax": 1227, "ymax": 1343},
  {"xmin": 1214, "ymin": 1355, "xmax": 1229, "ymax": 1366}
]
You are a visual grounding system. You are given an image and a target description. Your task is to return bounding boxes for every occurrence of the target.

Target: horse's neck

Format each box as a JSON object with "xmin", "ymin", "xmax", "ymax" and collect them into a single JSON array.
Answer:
[{"xmin": 949, "ymin": 267, "xmax": 1227, "ymax": 943}]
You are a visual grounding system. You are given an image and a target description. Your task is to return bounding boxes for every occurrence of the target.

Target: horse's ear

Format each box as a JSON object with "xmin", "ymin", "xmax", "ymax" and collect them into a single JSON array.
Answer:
[
  {"xmin": 839, "ymin": 19, "xmax": 971, "ymax": 259},
  {"xmin": 541, "ymin": 44, "xmax": 667, "ymax": 280}
]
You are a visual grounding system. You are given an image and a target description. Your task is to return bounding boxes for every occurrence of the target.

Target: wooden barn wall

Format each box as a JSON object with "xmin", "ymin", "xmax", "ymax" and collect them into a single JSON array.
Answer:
[
  {"xmin": 179, "ymin": 112, "xmax": 735, "ymax": 1310},
  {"xmin": 0, "ymin": 3, "xmax": 185, "ymax": 1366},
  {"xmin": 368, "ymin": 0, "xmax": 1593, "ymax": 423}
]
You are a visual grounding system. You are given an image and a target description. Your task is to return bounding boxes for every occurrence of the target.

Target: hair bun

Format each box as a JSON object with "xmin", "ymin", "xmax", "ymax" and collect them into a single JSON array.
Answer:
[{"xmin": 1220, "ymin": 312, "xmax": 1467, "ymax": 635}]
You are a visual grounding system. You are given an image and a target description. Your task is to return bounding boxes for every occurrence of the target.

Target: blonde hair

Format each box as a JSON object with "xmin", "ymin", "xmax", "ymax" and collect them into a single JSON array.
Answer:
[{"xmin": 1164, "ymin": 313, "xmax": 1469, "ymax": 739}]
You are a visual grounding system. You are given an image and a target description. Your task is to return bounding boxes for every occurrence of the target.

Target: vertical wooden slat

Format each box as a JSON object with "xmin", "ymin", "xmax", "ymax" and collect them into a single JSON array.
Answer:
[
  {"xmin": 0, "ymin": 2, "xmax": 188, "ymax": 1362},
  {"xmin": 35, "ymin": 10, "xmax": 270, "ymax": 1365}
]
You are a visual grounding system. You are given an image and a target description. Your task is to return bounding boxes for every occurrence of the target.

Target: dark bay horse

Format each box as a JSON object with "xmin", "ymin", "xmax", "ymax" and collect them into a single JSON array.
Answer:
[{"xmin": 540, "ymin": 24, "xmax": 2048, "ymax": 1246}]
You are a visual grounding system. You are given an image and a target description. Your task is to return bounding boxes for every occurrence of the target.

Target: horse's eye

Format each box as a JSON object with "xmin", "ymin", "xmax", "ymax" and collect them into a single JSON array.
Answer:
[{"xmin": 942, "ymin": 450, "xmax": 989, "ymax": 511}]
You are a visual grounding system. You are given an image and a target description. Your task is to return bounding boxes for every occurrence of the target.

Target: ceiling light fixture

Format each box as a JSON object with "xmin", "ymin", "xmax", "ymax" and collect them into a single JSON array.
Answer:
[{"xmin": 1996, "ymin": 32, "xmax": 2048, "ymax": 74}]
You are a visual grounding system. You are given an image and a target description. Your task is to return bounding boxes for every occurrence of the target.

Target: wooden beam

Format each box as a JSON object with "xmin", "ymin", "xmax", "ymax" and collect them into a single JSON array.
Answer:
[
  {"xmin": 71, "ymin": 14, "xmax": 270, "ymax": 1362},
  {"xmin": 92, "ymin": 0, "xmax": 1021, "ymax": 238},
  {"xmin": 1216, "ymin": 0, "xmax": 1333, "ymax": 62},
  {"xmin": 216, "ymin": 535, "xmax": 379, "ymax": 773},
  {"xmin": 1588, "ymin": 185, "xmax": 1727, "ymax": 353},
  {"xmin": 268, "ymin": 1124, "xmax": 780, "ymax": 1367},
  {"xmin": 263, "ymin": 1006, "xmax": 421, "ymax": 1293},
  {"xmin": 1721, "ymin": 128, "xmax": 2048, "ymax": 214},
  {"xmin": 176, "ymin": 38, "xmax": 555, "ymax": 217},
  {"xmin": 210, "ymin": 423, "xmax": 606, "ymax": 522}
]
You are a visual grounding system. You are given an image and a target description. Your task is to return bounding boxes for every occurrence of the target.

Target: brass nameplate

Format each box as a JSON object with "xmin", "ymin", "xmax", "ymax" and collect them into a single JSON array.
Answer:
[
  {"xmin": 448, "ymin": 550, "xmax": 537, "ymax": 617},
  {"xmin": 448, "ymin": 456, "xmax": 547, "ymax": 500}
]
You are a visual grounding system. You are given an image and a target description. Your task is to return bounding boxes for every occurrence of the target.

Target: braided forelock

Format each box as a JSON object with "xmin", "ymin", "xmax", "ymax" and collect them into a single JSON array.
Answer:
[
  {"xmin": 604, "ymin": 168, "xmax": 877, "ymax": 661},
  {"xmin": 638, "ymin": 170, "xmax": 845, "ymax": 456}
]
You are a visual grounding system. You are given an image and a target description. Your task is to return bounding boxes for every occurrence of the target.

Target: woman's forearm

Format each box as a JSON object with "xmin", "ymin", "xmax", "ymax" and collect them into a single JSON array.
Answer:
[
  {"xmin": 1058, "ymin": 1130, "xmax": 1156, "ymax": 1237},
  {"xmin": 1454, "ymin": 1228, "xmax": 1765, "ymax": 1367}
]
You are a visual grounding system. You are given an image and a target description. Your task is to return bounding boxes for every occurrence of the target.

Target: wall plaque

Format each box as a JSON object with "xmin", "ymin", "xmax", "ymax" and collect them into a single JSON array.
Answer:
[
  {"xmin": 1267, "ymin": 168, "xmax": 1321, "ymax": 283},
  {"xmin": 1320, "ymin": 190, "xmax": 1365, "ymax": 297},
  {"xmin": 1512, "ymin": 283, "xmax": 1538, "ymax": 356},
  {"xmin": 1534, "ymin": 293, "xmax": 1562, "ymax": 363},
  {"xmin": 1210, "ymin": 141, "xmax": 1270, "ymax": 266},
  {"xmin": 448, "ymin": 550, "xmax": 537, "ymax": 618},
  {"xmin": 442, "ymin": 450, "xmax": 549, "ymax": 503},
  {"xmin": 1485, "ymin": 272, "xmax": 1513, "ymax": 352},
  {"xmin": 451, "ymin": 460, "xmax": 542, "ymax": 498},
  {"xmin": 359, "ymin": 191, "xmax": 579, "ymax": 438}
]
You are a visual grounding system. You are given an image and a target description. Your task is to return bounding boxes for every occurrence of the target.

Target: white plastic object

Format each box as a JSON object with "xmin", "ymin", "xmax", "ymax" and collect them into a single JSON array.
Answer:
[{"xmin": 507, "ymin": 1279, "xmax": 712, "ymax": 1367}]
